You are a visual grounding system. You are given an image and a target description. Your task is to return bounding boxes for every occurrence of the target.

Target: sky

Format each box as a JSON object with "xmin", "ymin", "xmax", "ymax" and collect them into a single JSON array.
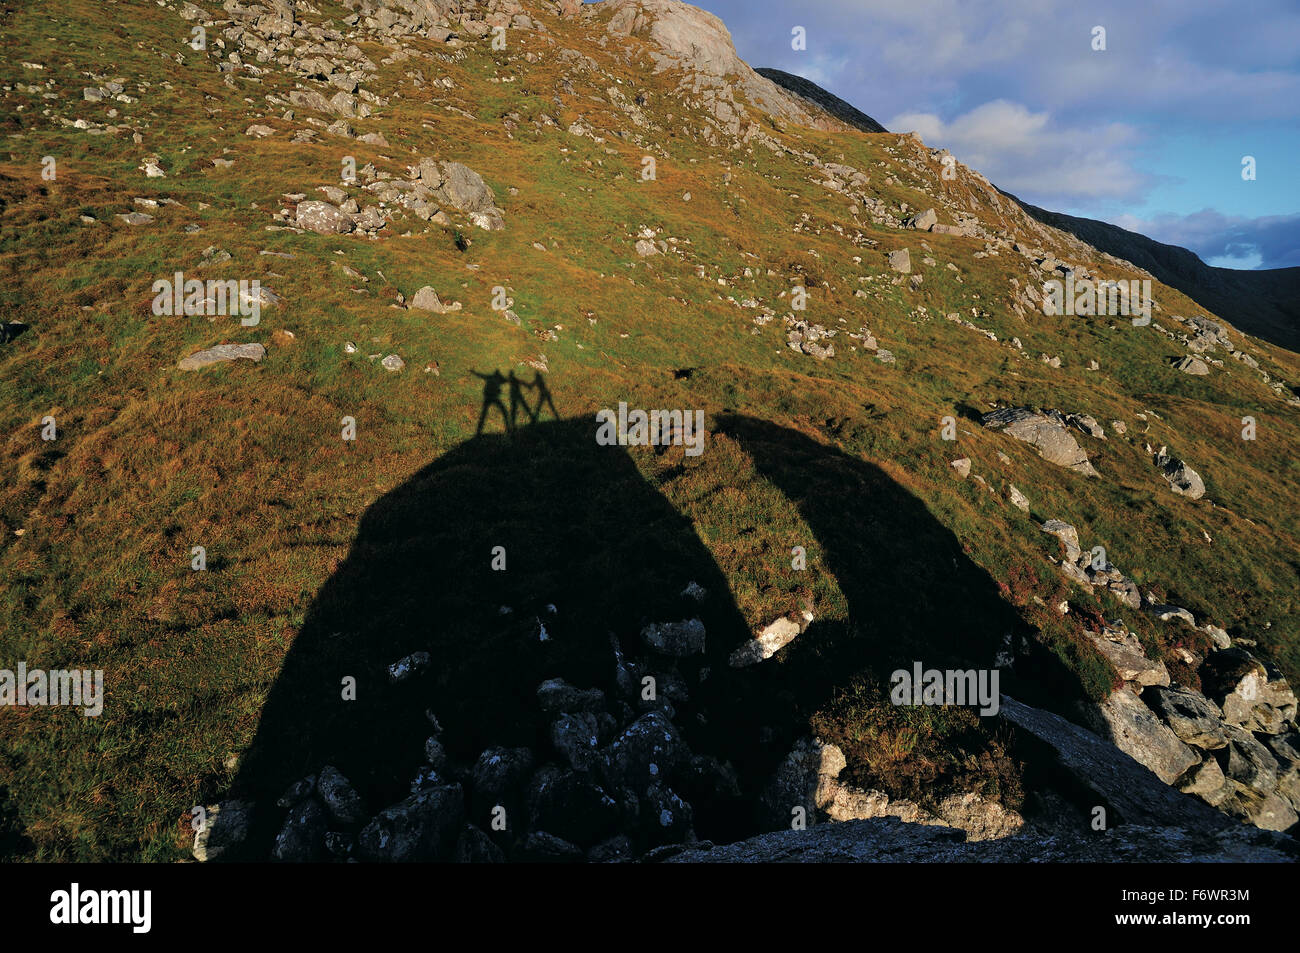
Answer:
[{"xmin": 676, "ymin": 0, "xmax": 1300, "ymax": 271}]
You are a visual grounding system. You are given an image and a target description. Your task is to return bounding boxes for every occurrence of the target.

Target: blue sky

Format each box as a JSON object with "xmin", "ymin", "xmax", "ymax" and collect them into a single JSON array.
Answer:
[{"xmin": 679, "ymin": 0, "xmax": 1300, "ymax": 270}]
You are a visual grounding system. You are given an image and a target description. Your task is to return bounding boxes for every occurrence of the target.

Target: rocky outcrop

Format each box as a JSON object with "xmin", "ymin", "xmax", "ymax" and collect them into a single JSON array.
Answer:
[
  {"xmin": 658, "ymin": 815, "xmax": 1297, "ymax": 862},
  {"xmin": 982, "ymin": 408, "xmax": 1099, "ymax": 476},
  {"xmin": 588, "ymin": 0, "xmax": 845, "ymax": 137},
  {"xmin": 759, "ymin": 737, "xmax": 1023, "ymax": 841},
  {"xmin": 1084, "ymin": 687, "xmax": 1200, "ymax": 785}
]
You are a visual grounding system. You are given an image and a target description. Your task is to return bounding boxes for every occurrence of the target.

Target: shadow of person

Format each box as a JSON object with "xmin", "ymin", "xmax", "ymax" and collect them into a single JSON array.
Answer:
[
  {"xmin": 527, "ymin": 372, "xmax": 560, "ymax": 424},
  {"xmin": 507, "ymin": 371, "xmax": 530, "ymax": 432},
  {"xmin": 697, "ymin": 415, "xmax": 1088, "ymax": 811},
  {"xmin": 229, "ymin": 413, "xmax": 1088, "ymax": 860},
  {"xmin": 231, "ymin": 414, "xmax": 755, "ymax": 857},
  {"xmin": 472, "ymin": 369, "xmax": 512, "ymax": 436}
]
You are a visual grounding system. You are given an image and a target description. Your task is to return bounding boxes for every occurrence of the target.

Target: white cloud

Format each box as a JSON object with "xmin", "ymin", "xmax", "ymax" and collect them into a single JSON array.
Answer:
[{"xmin": 887, "ymin": 100, "xmax": 1148, "ymax": 202}]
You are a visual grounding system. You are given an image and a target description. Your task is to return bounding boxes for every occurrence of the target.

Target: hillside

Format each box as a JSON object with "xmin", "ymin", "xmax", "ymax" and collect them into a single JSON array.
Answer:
[
  {"xmin": 0, "ymin": 0, "xmax": 1296, "ymax": 863},
  {"xmin": 1005, "ymin": 193, "xmax": 1300, "ymax": 353}
]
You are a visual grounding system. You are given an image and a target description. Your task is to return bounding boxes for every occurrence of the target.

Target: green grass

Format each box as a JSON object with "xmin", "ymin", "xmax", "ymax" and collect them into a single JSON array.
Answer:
[{"xmin": 0, "ymin": 0, "xmax": 1295, "ymax": 859}]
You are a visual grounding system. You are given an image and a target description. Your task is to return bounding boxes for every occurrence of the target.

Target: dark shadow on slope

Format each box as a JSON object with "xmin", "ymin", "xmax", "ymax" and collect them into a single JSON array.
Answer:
[
  {"xmin": 231, "ymin": 413, "xmax": 755, "ymax": 855},
  {"xmin": 230, "ymin": 412, "xmax": 1098, "ymax": 859},
  {"xmin": 700, "ymin": 417, "xmax": 1087, "ymax": 806}
]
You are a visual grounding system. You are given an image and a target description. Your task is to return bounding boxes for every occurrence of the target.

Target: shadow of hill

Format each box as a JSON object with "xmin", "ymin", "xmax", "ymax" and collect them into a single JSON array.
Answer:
[{"xmin": 230, "ymin": 412, "xmax": 1093, "ymax": 858}]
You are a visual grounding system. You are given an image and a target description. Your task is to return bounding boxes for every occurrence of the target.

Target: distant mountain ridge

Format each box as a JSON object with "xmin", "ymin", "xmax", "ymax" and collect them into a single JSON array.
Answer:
[
  {"xmin": 758, "ymin": 66, "xmax": 1300, "ymax": 352},
  {"xmin": 1001, "ymin": 193, "xmax": 1300, "ymax": 352},
  {"xmin": 754, "ymin": 67, "xmax": 887, "ymax": 134}
]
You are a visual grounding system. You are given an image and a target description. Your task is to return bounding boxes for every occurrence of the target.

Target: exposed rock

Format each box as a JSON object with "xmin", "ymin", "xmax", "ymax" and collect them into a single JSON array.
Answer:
[
  {"xmin": 408, "ymin": 285, "xmax": 462, "ymax": 313},
  {"xmin": 1201, "ymin": 648, "xmax": 1297, "ymax": 733},
  {"xmin": 296, "ymin": 200, "xmax": 355, "ymax": 235},
  {"xmin": 192, "ymin": 799, "xmax": 253, "ymax": 862},
  {"xmin": 949, "ymin": 457, "xmax": 971, "ymax": 479},
  {"xmin": 550, "ymin": 712, "xmax": 602, "ymax": 772},
  {"xmin": 1145, "ymin": 603, "xmax": 1196, "ymax": 626},
  {"xmin": 418, "ymin": 159, "xmax": 504, "ymax": 229},
  {"xmin": 386, "ymin": 650, "xmax": 429, "ymax": 682},
  {"xmin": 177, "ymin": 343, "xmax": 266, "ymax": 371},
  {"xmin": 1084, "ymin": 688, "xmax": 1200, "ymax": 785},
  {"xmin": 1039, "ymin": 520, "xmax": 1081, "ymax": 561},
  {"xmin": 526, "ymin": 764, "xmax": 619, "ymax": 845},
  {"xmin": 1000, "ymin": 696, "xmax": 1227, "ymax": 828},
  {"xmin": 471, "ymin": 746, "xmax": 535, "ymax": 818},
  {"xmin": 1173, "ymin": 356, "xmax": 1210, "ymax": 375},
  {"xmin": 1222, "ymin": 726, "xmax": 1278, "ymax": 794},
  {"xmin": 1221, "ymin": 790, "xmax": 1299, "ymax": 832},
  {"xmin": 455, "ymin": 824, "xmax": 505, "ymax": 863},
  {"xmin": 601, "ymin": 712, "xmax": 685, "ymax": 790},
  {"xmin": 1008, "ymin": 485, "xmax": 1030, "ymax": 512},
  {"xmin": 316, "ymin": 765, "xmax": 366, "ymax": 823},
  {"xmin": 1088, "ymin": 626, "xmax": 1169, "ymax": 688},
  {"xmin": 641, "ymin": 782, "xmax": 694, "ymax": 845},
  {"xmin": 759, "ymin": 737, "xmax": 844, "ymax": 828},
  {"xmin": 1145, "ymin": 686, "xmax": 1227, "ymax": 749},
  {"xmin": 357, "ymin": 784, "xmax": 464, "ymax": 862},
  {"xmin": 728, "ymin": 613, "xmax": 810, "ymax": 667},
  {"xmin": 1178, "ymin": 757, "xmax": 1230, "ymax": 803},
  {"xmin": 271, "ymin": 797, "xmax": 327, "ymax": 862},
  {"xmin": 905, "ymin": 209, "xmax": 937, "ymax": 230},
  {"xmin": 1154, "ymin": 450, "xmax": 1206, "ymax": 499},
  {"xmin": 513, "ymin": 831, "xmax": 583, "ymax": 862},
  {"xmin": 887, "ymin": 248, "xmax": 911, "ymax": 273},
  {"xmin": 537, "ymin": 678, "xmax": 605, "ymax": 715},
  {"xmin": 983, "ymin": 408, "xmax": 1098, "ymax": 476},
  {"xmin": 659, "ymin": 816, "xmax": 1297, "ymax": 863},
  {"xmin": 640, "ymin": 618, "xmax": 706, "ymax": 657}
]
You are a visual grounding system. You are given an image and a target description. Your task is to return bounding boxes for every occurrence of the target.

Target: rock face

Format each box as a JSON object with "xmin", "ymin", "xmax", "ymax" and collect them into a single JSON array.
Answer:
[
  {"xmin": 999, "ymin": 697, "xmax": 1228, "ymax": 829},
  {"xmin": 659, "ymin": 816, "xmax": 1298, "ymax": 863},
  {"xmin": 1145, "ymin": 686, "xmax": 1227, "ymax": 749},
  {"xmin": 1085, "ymin": 688, "xmax": 1200, "ymax": 784},
  {"xmin": 1200, "ymin": 648, "xmax": 1297, "ymax": 733},
  {"xmin": 982, "ymin": 408, "xmax": 1099, "ymax": 476},
  {"xmin": 589, "ymin": 0, "xmax": 838, "ymax": 134}
]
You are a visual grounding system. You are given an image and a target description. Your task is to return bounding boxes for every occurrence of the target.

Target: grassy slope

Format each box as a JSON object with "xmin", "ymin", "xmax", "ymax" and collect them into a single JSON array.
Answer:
[{"xmin": 0, "ymin": 0, "xmax": 1295, "ymax": 859}]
